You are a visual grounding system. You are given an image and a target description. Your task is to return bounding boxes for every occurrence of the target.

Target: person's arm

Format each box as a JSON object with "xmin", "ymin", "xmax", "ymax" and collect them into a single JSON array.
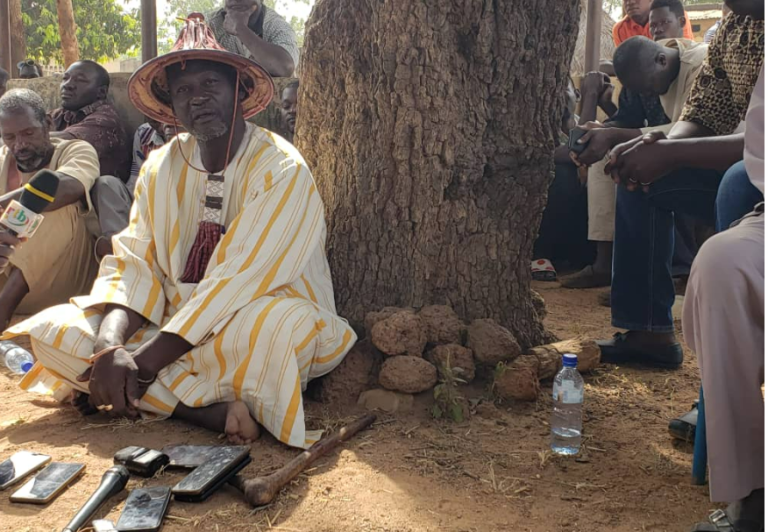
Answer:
[
  {"xmin": 666, "ymin": 133, "xmax": 745, "ymax": 172},
  {"xmin": 226, "ymin": 12, "xmax": 295, "ymax": 77},
  {"xmin": 667, "ymin": 120, "xmax": 717, "ymax": 140},
  {"xmin": 93, "ymin": 304, "xmax": 147, "ymax": 353},
  {"xmin": 132, "ymin": 332, "xmax": 193, "ymax": 382},
  {"xmin": 579, "ymin": 72, "xmax": 609, "ymax": 123},
  {"xmin": 554, "ymin": 144, "xmax": 574, "ymax": 165}
]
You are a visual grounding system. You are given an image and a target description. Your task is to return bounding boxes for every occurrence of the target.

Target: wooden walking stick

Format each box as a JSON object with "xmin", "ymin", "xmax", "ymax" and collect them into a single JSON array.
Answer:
[{"xmin": 231, "ymin": 413, "xmax": 377, "ymax": 506}]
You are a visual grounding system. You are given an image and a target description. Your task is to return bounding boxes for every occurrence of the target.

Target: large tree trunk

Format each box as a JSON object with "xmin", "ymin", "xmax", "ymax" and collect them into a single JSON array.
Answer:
[
  {"xmin": 9, "ymin": 0, "xmax": 25, "ymax": 75},
  {"xmin": 298, "ymin": 0, "xmax": 580, "ymax": 348},
  {"xmin": 55, "ymin": 0, "xmax": 79, "ymax": 67}
]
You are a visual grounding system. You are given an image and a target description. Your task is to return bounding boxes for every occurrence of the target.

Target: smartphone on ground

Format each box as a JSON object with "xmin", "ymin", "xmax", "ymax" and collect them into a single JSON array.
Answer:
[
  {"xmin": 116, "ymin": 486, "xmax": 172, "ymax": 532},
  {"xmin": 0, "ymin": 451, "xmax": 52, "ymax": 491},
  {"xmin": 10, "ymin": 462, "xmax": 85, "ymax": 504}
]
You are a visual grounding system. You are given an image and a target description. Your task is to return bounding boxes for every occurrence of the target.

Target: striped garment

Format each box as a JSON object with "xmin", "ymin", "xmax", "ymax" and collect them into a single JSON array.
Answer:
[{"xmin": 4, "ymin": 124, "xmax": 356, "ymax": 449}]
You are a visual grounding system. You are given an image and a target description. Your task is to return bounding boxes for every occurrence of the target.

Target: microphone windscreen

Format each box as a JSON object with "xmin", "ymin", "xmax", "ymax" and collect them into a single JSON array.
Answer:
[{"xmin": 20, "ymin": 170, "xmax": 59, "ymax": 214}]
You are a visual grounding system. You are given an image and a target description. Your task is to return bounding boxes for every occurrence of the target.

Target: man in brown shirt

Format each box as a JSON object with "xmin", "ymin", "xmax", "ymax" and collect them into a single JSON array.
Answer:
[{"xmin": 50, "ymin": 60, "xmax": 133, "ymax": 258}]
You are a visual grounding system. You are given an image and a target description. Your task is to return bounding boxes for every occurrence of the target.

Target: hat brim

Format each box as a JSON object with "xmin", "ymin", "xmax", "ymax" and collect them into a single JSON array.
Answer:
[{"xmin": 128, "ymin": 48, "xmax": 275, "ymax": 124}]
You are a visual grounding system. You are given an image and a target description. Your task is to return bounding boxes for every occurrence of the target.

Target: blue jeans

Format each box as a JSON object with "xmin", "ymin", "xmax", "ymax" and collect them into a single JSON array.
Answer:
[
  {"xmin": 611, "ymin": 168, "xmax": 723, "ymax": 332},
  {"xmin": 715, "ymin": 161, "xmax": 764, "ymax": 232}
]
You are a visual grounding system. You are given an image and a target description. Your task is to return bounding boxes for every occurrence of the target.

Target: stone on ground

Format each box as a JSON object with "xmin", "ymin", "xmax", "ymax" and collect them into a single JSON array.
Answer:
[
  {"xmin": 364, "ymin": 307, "xmax": 414, "ymax": 339},
  {"xmin": 418, "ymin": 305, "xmax": 463, "ymax": 345},
  {"xmin": 427, "ymin": 344, "xmax": 475, "ymax": 382},
  {"xmin": 494, "ymin": 357, "xmax": 541, "ymax": 402},
  {"xmin": 316, "ymin": 341, "xmax": 381, "ymax": 405},
  {"xmin": 379, "ymin": 356, "xmax": 437, "ymax": 393},
  {"xmin": 467, "ymin": 319, "xmax": 521, "ymax": 365},
  {"xmin": 527, "ymin": 337, "xmax": 600, "ymax": 379},
  {"xmin": 358, "ymin": 389, "xmax": 414, "ymax": 414},
  {"xmin": 371, "ymin": 311, "xmax": 428, "ymax": 357}
]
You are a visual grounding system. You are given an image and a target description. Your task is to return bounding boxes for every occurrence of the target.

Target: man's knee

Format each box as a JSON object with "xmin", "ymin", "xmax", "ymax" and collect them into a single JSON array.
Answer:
[
  {"xmin": 90, "ymin": 175, "xmax": 130, "ymax": 204},
  {"xmin": 690, "ymin": 230, "xmax": 750, "ymax": 292}
]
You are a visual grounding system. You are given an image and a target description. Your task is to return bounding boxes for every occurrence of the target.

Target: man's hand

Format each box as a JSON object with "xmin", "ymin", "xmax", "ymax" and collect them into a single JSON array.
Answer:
[
  {"xmin": 223, "ymin": 11, "xmax": 247, "ymax": 36},
  {"xmin": 598, "ymin": 83, "xmax": 615, "ymax": 112},
  {"xmin": 575, "ymin": 126, "xmax": 641, "ymax": 167},
  {"xmin": 605, "ymin": 131, "xmax": 673, "ymax": 192},
  {"xmin": 76, "ymin": 348, "xmax": 148, "ymax": 419},
  {"xmin": 580, "ymin": 72, "xmax": 610, "ymax": 97},
  {"xmin": 0, "ymin": 231, "xmax": 21, "ymax": 274}
]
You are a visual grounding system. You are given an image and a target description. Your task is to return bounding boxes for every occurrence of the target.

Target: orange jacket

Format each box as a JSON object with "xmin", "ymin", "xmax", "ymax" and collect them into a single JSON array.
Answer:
[{"xmin": 612, "ymin": 14, "xmax": 694, "ymax": 46}]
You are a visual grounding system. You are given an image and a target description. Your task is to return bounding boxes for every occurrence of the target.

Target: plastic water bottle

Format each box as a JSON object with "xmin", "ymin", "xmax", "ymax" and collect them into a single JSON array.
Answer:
[
  {"xmin": 1, "ymin": 341, "xmax": 35, "ymax": 375},
  {"xmin": 551, "ymin": 353, "xmax": 584, "ymax": 455}
]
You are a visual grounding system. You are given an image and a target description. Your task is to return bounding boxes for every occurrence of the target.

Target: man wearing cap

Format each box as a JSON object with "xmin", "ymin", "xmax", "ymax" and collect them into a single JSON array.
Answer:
[
  {"xmin": 207, "ymin": 0, "xmax": 299, "ymax": 77},
  {"xmin": 4, "ymin": 18, "xmax": 356, "ymax": 449}
]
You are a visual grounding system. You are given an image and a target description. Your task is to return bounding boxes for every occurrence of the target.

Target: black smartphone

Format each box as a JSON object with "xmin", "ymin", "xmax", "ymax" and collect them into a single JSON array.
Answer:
[
  {"xmin": 0, "ymin": 451, "xmax": 52, "ymax": 491},
  {"xmin": 172, "ymin": 446, "xmax": 251, "ymax": 502},
  {"xmin": 10, "ymin": 462, "xmax": 85, "ymax": 504},
  {"xmin": 161, "ymin": 445, "xmax": 220, "ymax": 469},
  {"xmin": 115, "ymin": 486, "xmax": 172, "ymax": 532},
  {"xmin": 568, "ymin": 127, "xmax": 589, "ymax": 155},
  {"xmin": 114, "ymin": 447, "xmax": 169, "ymax": 477}
]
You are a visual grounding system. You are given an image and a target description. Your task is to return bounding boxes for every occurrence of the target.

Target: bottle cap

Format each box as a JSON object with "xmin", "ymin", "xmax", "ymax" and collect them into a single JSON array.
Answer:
[
  {"xmin": 562, "ymin": 353, "xmax": 578, "ymax": 368},
  {"xmin": 20, "ymin": 361, "xmax": 33, "ymax": 373}
]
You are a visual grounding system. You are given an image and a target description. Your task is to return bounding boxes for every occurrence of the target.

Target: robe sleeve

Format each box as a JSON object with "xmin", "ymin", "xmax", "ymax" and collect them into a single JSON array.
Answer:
[
  {"xmin": 161, "ymin": 158, "xmax": 325, "ymax": 346},
  {"xmin": 72, "ymin": 149, "xmax": 167, "ymax": 324}
]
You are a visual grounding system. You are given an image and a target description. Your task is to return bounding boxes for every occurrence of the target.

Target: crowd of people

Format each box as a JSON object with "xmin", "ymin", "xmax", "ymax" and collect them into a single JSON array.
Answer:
[
  {"xmin": 0, "ymin": 0, "xmax": 762, "ymax": 529},
  {"xmin": 534, "ymin": 0, "xmax": 764, "ymax": 529}
]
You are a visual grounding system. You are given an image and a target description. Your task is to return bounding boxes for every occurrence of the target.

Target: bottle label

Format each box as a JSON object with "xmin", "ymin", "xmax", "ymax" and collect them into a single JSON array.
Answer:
[{"xmin": 554, "ymin": 381, "xmax": 583, "ymax": 404}]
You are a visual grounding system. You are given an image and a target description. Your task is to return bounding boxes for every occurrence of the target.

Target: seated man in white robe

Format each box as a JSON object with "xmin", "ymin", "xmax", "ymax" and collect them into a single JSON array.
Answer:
[{"xmin": 4, "ymin": 17, "xmax": 356, "ymax": 449}]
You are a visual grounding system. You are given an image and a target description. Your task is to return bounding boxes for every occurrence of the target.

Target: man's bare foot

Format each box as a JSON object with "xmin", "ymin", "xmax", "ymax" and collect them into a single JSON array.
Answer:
[
  {"xmin": 225, "ymin": 401, "xmax": 260, "ymax": 444},
  {"xmin": 173, "ymin": 400, "xmax": 260, "ymax": 444},
  {"xmin": 69, "ymin": 390, "xmax": 98, "ymax": 416}
]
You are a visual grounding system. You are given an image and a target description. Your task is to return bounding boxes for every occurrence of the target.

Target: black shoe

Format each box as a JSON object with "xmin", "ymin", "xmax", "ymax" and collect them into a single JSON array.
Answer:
[
  {"xmin": 669, "ymin": 402, "xmax": 698, "ymax": 442},
  {"xmin": 597, "ymin": 332, "xmax": 683, "ymax": 369}
]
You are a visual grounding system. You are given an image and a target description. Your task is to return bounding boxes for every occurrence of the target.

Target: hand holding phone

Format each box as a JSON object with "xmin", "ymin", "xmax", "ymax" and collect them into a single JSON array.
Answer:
[{"xmin": 568, "ymin": 127, "xmax": 589, "ymax": 155}]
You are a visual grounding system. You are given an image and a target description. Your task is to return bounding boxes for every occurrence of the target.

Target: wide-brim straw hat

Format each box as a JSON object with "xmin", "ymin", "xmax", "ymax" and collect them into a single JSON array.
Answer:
[{"xmin": 128, "ymin": 13, "xmax": 274, "ymax": 124}]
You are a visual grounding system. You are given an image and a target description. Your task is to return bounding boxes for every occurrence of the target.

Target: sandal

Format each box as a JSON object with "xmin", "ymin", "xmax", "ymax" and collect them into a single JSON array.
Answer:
[
  {"xmin": 691, "ymin": 509, "xmax": 764, "ymax": 532},
  {"xmin": 531, "ymin": 259, "xmax": 557, "ymax": 282}
]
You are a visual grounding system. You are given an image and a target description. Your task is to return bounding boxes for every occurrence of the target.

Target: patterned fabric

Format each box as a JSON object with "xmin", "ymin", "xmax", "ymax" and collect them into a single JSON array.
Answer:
[
  {"xmin": 128, "ymin": 123, "xmax": 165, "ymax": 195},
  {"xmin": 50, "ymin": 100, "xmax": 132, "ymax": 182},
  {"xmin": 612, "ymin": 13, "xmax": 694, "ymax": 46},
  {"xmin": 680, "ymin": 14, "xmax": 765, "ymax": 136},
  {"xmin": 5, "ymin": 124, "xmax": 357, "ymax": 449},
  {"xmin": 207, "ymin": 5, "xmax": 300, "ymax": 70},
  {"xmin": 610, "ymin": 89, "xmax": 670, "ymax": 129}
]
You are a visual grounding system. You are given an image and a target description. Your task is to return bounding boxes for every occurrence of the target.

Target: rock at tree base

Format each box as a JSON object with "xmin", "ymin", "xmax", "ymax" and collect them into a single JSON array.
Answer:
[
  {"xmin": 316, "ymin": 341, "xmax": 381, "ymax": 405},
  {"xmin": 427, "ymin": 344, "xmax": 475, "ymax": 382},
  {"xmin": 467, "ymin": 319, "xmax": 521, "ymax": 365},
  {"xmin": 379, "ymin": 356, "xmax": 437, "ymax": 393},
  {"xmin": 418, "ymin": 305, "xmax": 463, "ymax": 345},
  {"xmin": 371, "ymin": 311, "xmax": 428, "ymax": 357},
  {"xmin": 358, "ymin": 389, "xmax": 414, "ymax": 413},
  {"xmin": 531, "ymin": 290, "xmax": 547, "ymax": 320},
  {"xmin": 364, "ymin": 307, "xmax": 414, "ymax": 339},
  {"xmin": 494, "ymin": 357, "xmax": 541, "ymax": 402},
  {"xmin": 528, "ymin": 337, "xmax": 600, "ymax": 379}
]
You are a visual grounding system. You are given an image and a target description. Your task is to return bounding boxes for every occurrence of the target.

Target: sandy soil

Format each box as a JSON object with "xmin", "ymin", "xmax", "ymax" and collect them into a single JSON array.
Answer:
[{"xmin": 0, "ymin": 282, "xmax": 713, "ymax": 532}]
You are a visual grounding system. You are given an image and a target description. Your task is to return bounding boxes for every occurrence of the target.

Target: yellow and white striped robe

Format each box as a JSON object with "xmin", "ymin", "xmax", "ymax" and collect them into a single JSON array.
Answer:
[{"xmin": 4, "ymin": 124, "xmax": 357, "ymax": 448}]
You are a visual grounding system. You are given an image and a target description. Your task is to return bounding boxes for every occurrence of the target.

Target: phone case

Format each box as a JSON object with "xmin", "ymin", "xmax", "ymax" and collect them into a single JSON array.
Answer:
[
  {"xmin": 10, "ymin": 462, "xmax": 85, "ymax": 504},
  {"xmin": 568, "ymin": 128, "xmax": 589, "ymax": 155},
  {"xmin": 0, "ymin": 452, "xmax": 52, "ymax": 491},
  {"xmin": 114, "ymin": 447, "xmax": 169, "ymax": 477},
  {"xmin": 172, "ymin": 456, "xmax": 251, "ymax": 503},
  {"xmin": 116, "ymin": 486, "xmax": 172, "ymax": 532},
  {"xmin": 161, "ymin": 445, "xmax": 220, "ymax": 469},
  {"xmin": 171, "ymin": 446, "xmax": 250, "ymax": 501}
]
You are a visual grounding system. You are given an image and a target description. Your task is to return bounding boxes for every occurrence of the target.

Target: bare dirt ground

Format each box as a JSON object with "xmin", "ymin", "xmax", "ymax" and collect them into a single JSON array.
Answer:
[{"xmin": 0, "ymin": 283, "xmax": 713, "ymax": 532}]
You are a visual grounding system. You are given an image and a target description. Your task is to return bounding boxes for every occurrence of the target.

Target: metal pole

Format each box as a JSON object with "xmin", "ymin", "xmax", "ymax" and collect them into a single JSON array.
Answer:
[
  {"xmin": 0, "ymin": 0, "xmax": 12, "ymax": 75},
  {"xmin": 141, "ymin": 0, "xmax": 158, "ymax": 63},
  {"xmin": 584, "ymin": 0, "xmax": 602, "ymax": 73}
]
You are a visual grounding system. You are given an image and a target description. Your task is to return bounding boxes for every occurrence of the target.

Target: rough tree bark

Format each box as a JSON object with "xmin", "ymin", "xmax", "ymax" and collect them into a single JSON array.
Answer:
[
  {"xmin": 9, "ymin": 0, "xmax": 25, "ymax": 74},
  {"xmin": 55, "ymin": 0, "xmax": 80, "ymax": 67},
  {"xmin": 298, "ymin": 0, "xmax": 580, "ymax": 349}
]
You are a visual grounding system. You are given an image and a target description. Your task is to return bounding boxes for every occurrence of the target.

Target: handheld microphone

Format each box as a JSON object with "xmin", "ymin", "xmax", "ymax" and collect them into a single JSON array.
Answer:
[
  {"xmin": 61, "ymin": 465, "xmax": 130, "ymax": 532},
  {"xmin": 0, "ymin": 169, "xmax": 59, "ymax": 238}
]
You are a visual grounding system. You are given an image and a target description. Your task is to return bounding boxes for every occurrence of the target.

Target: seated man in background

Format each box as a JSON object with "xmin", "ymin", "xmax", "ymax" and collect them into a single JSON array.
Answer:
[
  {"xmin": 598, "ymin": 0, "xmax": 764, "ymax": 368},
  {"xmin": 208, "ymin": 0, "xmax": 299, "ymax": 77},
  {"xmin": 533, "ymin": 77, "xmax": 592, "ymax": 281},
  {"xmin": 128, "ymin": 119, "xmax": 165, "ymax": 194},
  {"xmin": 4, "ymin": 20, "xmax": 356, "ymax": 449},
  {"xmin": 0, "ymin": 89, "xmax": 99, "ymax": 329},
  {"xmin": 613, "ymin": 0, "xmax": 693, "ymax": 45},
  {"xmin": 684, "ymin": 65, "xmax": 764, "ymax": 532},
  {"xmin": 280, "ymin": 80, "xmax": 298, "ymax": 143},
  {"xmin": 50, "ymin": 60, "xmax": 132, "ymax": 259},
  {"xmin": 563, "ymin": 0, "xmax": 698, "ymax": 290}
]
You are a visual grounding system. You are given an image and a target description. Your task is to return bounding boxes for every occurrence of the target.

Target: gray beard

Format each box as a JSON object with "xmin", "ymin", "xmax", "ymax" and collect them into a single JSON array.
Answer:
[
  {"xmin": 192, "ymin": 123, "xmax": 229, "ymax": 143},
  {"xmin": 16, "ymin": 156, "xmax": 46, "ymax": 173}
]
